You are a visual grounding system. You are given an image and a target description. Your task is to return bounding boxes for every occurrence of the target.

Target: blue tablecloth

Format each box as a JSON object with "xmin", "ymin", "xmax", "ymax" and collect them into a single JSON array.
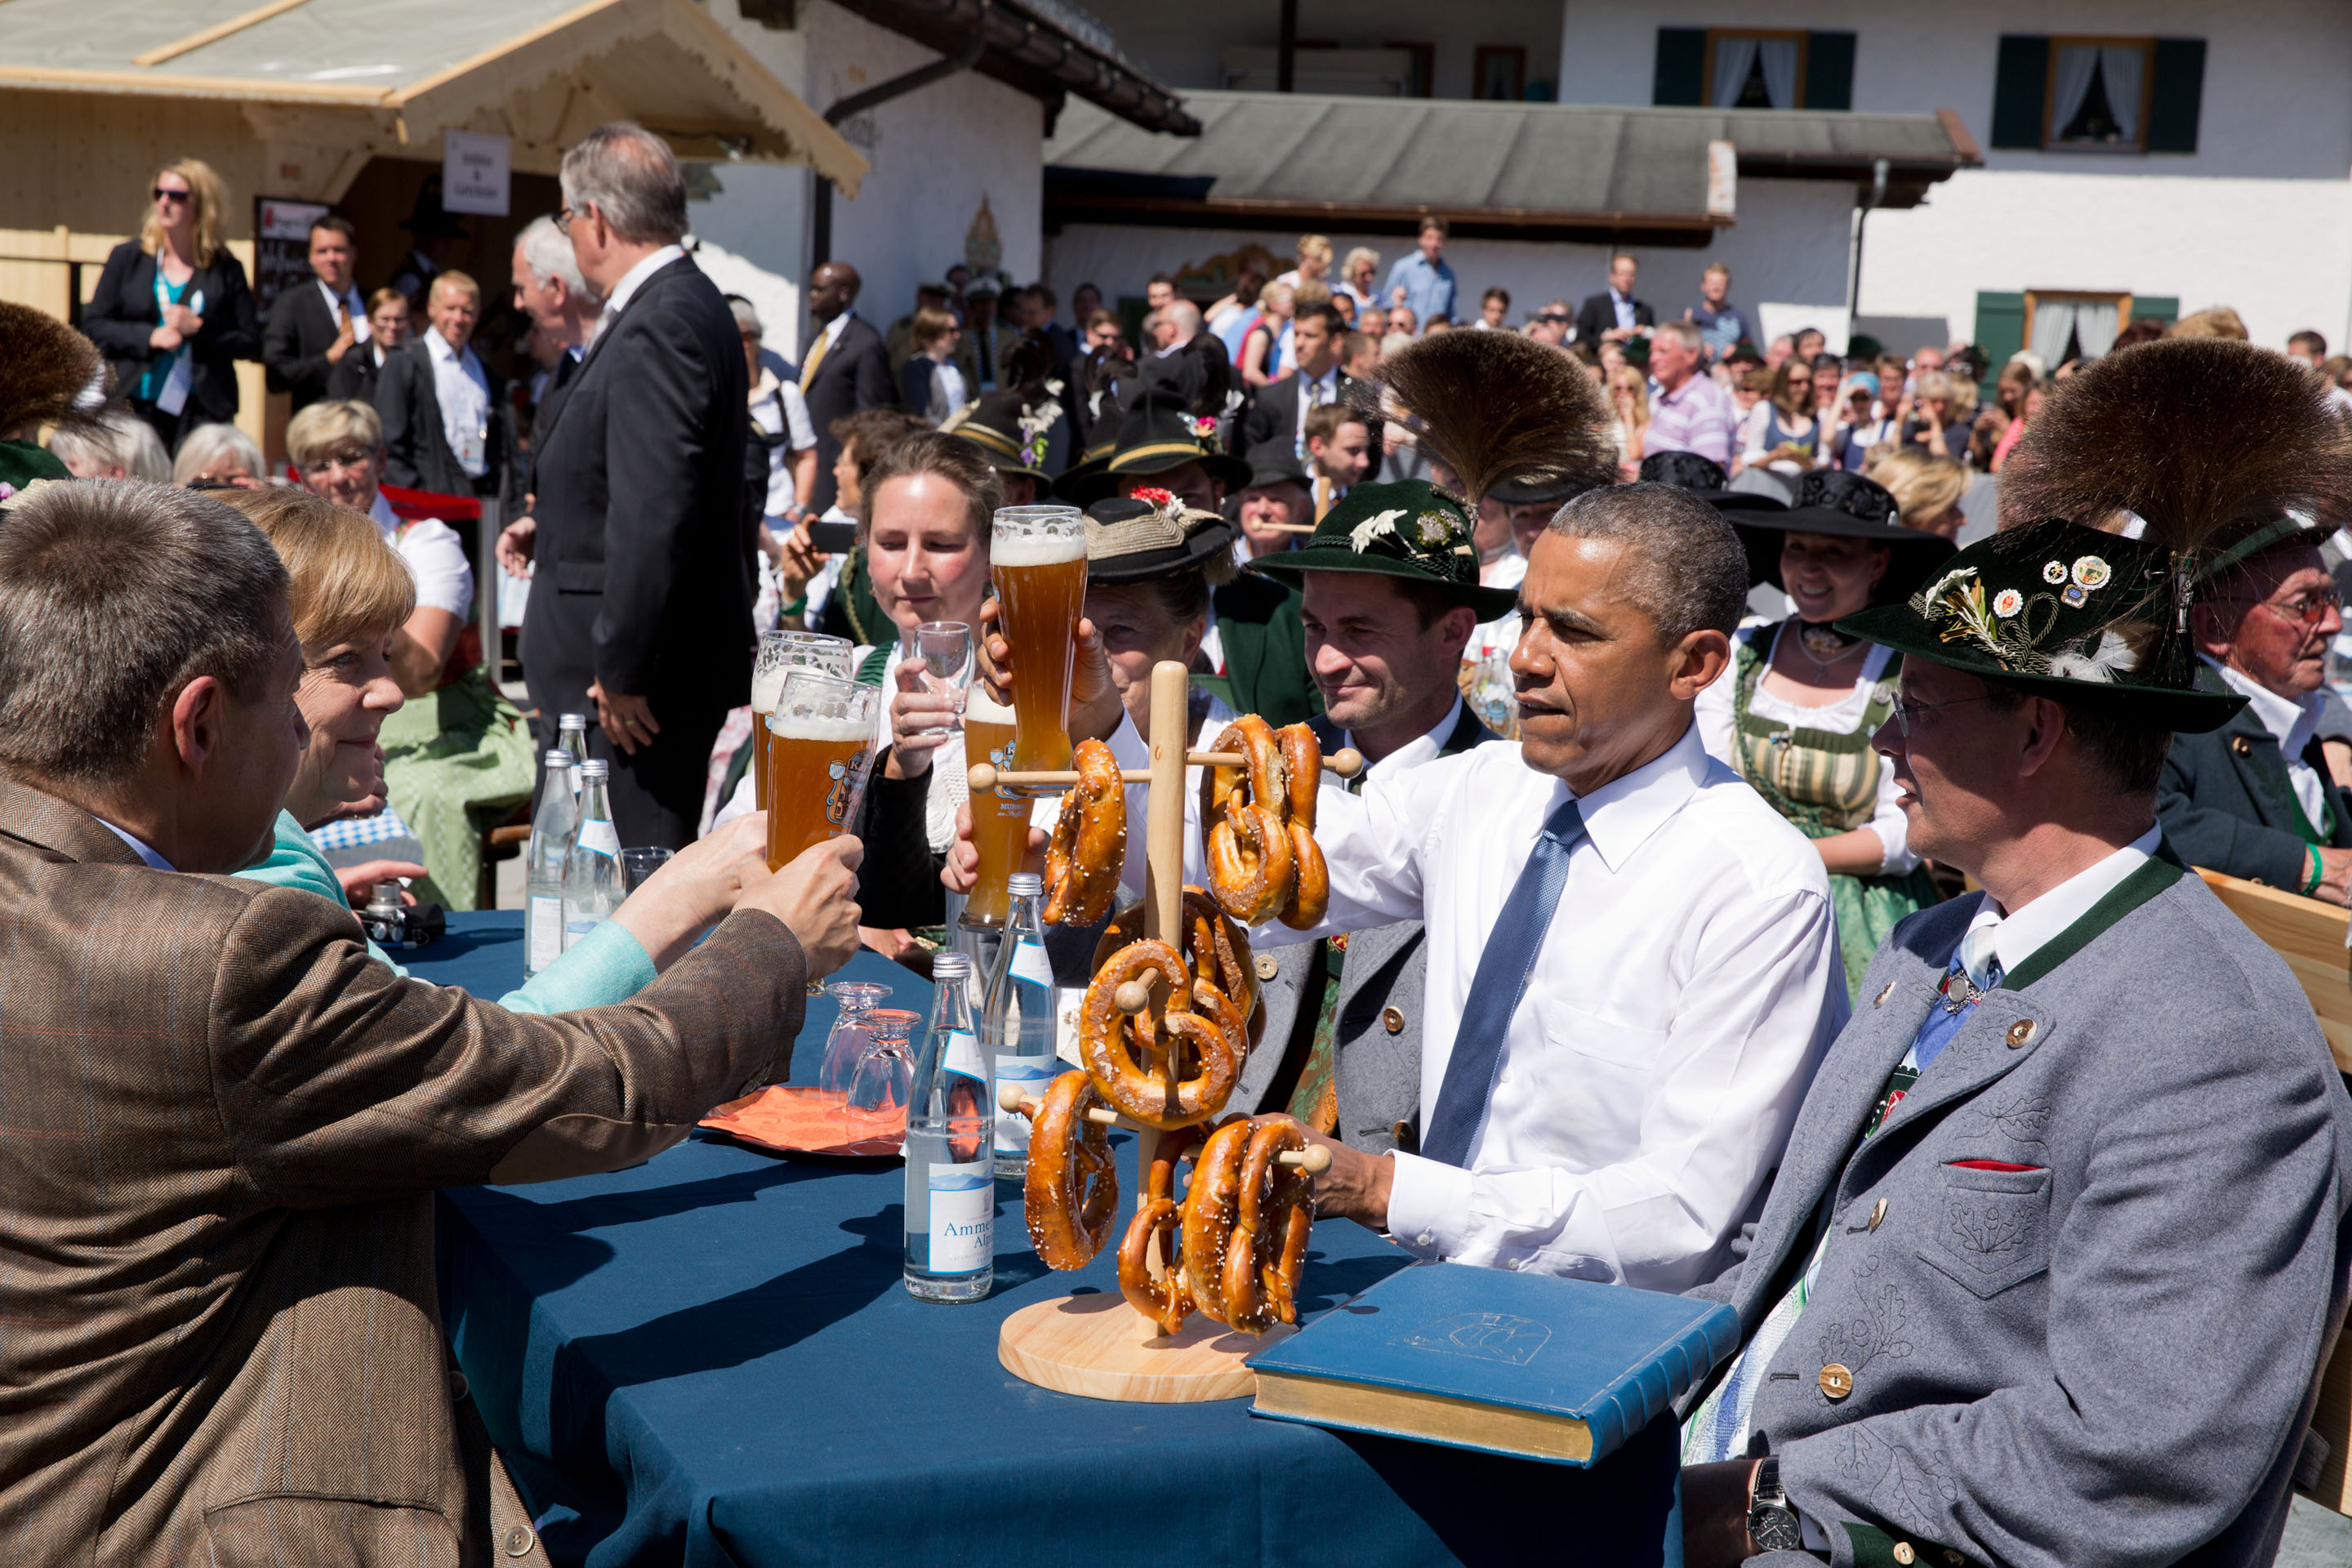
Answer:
[{"xmin": 417, "ymin": 914, "xmax": 1685, "ymax": 1567}]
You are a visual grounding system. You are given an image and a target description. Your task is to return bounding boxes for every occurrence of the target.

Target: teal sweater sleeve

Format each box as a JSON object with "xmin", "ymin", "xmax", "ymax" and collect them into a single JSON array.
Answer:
[{"xmin": 239, "ymin": 811, "xmax": 656, "ymax": 1012}]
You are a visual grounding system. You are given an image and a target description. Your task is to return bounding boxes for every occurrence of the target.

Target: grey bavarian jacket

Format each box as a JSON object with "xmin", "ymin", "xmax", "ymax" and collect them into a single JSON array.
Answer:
[{"xmin": 1691, "ymin": 853, "xmax": 2352, "ymax": 1568}]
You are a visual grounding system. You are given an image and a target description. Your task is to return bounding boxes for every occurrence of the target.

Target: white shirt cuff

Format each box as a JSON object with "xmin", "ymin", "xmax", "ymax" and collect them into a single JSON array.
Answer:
[{"xmin": 1384, "ymin": 1150, "xmax": 1472, "ymax": 1259}]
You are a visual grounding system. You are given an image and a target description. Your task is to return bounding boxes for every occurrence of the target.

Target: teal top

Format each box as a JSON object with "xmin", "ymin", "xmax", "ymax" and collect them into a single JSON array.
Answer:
[{"xmin": 240, "ymin": 810, "xmax": 656, "ymax": 1013}]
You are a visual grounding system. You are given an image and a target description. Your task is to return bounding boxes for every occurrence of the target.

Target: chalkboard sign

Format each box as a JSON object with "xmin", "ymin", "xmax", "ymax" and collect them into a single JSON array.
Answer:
[{"xmin": 252, "ymin": 197, "xmax": 329, "ymax": 317}]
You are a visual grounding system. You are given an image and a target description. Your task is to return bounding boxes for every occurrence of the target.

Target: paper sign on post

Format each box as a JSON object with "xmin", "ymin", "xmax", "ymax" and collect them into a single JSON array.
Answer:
[{"xmin": 442, "ymin": 131, "xmax": 510, "ymax": 216}]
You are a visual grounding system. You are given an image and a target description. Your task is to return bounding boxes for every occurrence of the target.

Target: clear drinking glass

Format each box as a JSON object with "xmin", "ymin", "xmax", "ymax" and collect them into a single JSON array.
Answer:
[
  {"xmin": 817, "ymin": 983, "xmax": 898, "ymax": 1093},
  {"xmin": 843, "ymin": 1008, "xmax": 920, "ymax": 1137},
  {"xmin": 764, "ymin": 670, "xmax": 882, "ymax": 871},
  {"xmin": 619, "ymin": 846, "xmax": 673, "ymax": 893},
  {"xmin": 752, "ymin": 632, "xmax": 855, "ymax": 814},
  {"xmin": 905, "ymin": 621, "xmax": 973, "ymax": 737}
]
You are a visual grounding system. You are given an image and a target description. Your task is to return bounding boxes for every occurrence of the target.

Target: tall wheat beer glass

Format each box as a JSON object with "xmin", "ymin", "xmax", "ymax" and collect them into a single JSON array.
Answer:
[
  {"xmin": 752, "ymin": 632, "xmax": 854, "ymax": 813},
  {"xmin": 960, "ymin": 685, "xmax": 1029, "ymax": 928},
  {"xmin": 990, "ymin": 505, "xmax": 1087, "ymax": 775},
  {"xmin": 765, "ymin": 671, "xmax": 880, "ymax": 870}
]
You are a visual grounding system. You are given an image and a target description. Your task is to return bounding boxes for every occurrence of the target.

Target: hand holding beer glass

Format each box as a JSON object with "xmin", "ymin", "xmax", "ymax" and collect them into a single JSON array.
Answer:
[
  {"xmin": 752, "ymin": 630, "xmax": 854, "ymax": 814},
  {"xmin": 764, "ymin": 670, "xmax": 882, "ymax": 872},
  {"xmin": 987, "ymin": 506, "xmax": 1088, "ymax": 774}
]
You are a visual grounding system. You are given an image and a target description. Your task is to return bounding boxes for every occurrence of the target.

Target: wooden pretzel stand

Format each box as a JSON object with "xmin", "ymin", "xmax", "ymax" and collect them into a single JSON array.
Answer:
[{"xmin": 971, "ymin": 662, "xmax": 1352, "ymax": 1403}]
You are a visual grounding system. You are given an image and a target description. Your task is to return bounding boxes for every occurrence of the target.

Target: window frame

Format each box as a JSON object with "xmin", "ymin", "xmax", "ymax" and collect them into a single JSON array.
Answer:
[
  {"xmin": 1699, "ymin": 28, "xmax": 1811, "ymax": 111},
  {"xmin": 2022, "ymin": 289, "xmax": 2136, "ymax": 360},
  {"xmin": 2040, "ymin": 36, "xmax": 2156, "ymax": 152}
]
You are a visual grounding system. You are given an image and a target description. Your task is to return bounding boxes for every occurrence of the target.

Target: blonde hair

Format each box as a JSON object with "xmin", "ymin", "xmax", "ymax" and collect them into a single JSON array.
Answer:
[
  {"xmin": 215, "ymin": 487, "xmax": 415, "ymax": 651},
  {"xmin": 1610, "ymin": 364, "xmax": 1650, "ymax": 425},
  {"xmin": 139, "ymin": 158, "xmax": 228, "ymax": 269},
  {"xmin": 1342, "ymin": 246, "xmax": 1380, "ymax": 277},
  {"xmin": 1295, "ymin": 234, "xmax": 1333, "ymax": 265},
  {"xmin": 1869, "ymin": 446, "xmax": 1969, "ymax": 529},
  {"xmin": 1913, "ymin": 371, "xmax": 1955, "ymax": 403},
  {"xmin": 428, "ymin": 270, "xmax": 482, "ymax": 308},
  {"xmin": 1293, "ymin": 280, "xmax": 1332, "ymax": 308},
  {"xmin": 285, "ymin": 399, "xmax": 384, "ymax": 470},
  {"xmin": 2167, "ymin": 307, "xmax": 2250, "ymax": 341}
]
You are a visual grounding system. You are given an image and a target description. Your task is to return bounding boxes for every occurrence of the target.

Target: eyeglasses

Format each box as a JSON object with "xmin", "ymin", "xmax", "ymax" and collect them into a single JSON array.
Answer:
[
  {"xmin": 152, "ymin": 186, "xmax": 190, "ymax": 204},
  {"xmin": 300, "ymin": 449, "xmax": 374, "ymax": 476},
  {"xmin": 554, "ymin": 203, "xmax": 594, "ymax": 235},
  {"xmin": 2248, "ymin": 588, "xmax": 2343, "ymax": 630},
  {"xmin": 1886, "ymin": 693, "xmax": 1999, "ymax": 736}
]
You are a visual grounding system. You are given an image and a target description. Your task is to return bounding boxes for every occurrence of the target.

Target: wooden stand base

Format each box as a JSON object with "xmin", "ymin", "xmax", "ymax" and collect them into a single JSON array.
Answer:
[{"xmin": 998, "ymin": 1291, "xmax": 1295, "ymax": 1403}]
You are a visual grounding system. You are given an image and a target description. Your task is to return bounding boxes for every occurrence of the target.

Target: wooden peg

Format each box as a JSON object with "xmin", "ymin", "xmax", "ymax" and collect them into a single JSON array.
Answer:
[
  {"xmin": 992, "ymin": 1083, "xmax": 1119, "ymax": 1126},
  {"xmin": 1113, "ymin": 978, "xmax": 1156, "ymax": 1014},
  {"xmin": 1275, "ymin": 1145, "xmax": 1334, "ymax": 1174},
  {"xmin": 1184, "ymin": 747, "xmax": 1363, "ymax": 780},
  {"xmin": 966, "ymin": 763, "xmax": 1153, "ymax": 792}
]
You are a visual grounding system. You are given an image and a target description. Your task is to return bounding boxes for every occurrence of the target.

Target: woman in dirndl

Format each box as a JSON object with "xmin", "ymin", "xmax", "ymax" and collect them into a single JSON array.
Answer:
[{"xmin": 1696, "ymin": 470, "xmax": 1958, "ymax": 1000}]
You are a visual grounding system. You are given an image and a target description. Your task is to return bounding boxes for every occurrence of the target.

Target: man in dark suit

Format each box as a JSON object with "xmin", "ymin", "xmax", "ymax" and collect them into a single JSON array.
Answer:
[
  {"xmin": 372, "ymin": 271, "xmax": 515, "ymax": 505},
  {"xmin": 800, "ymin": 261, "xmax": 894, "ymax": 514},
  {"xmin": 262, "ymin": 215, "xmax": 368, "ymax": 414},
  {"xmin": 1241, "ymin": 302, "xmax": 1379, "ymax": 468},
  {"xmin": 514, "ymin": 122, "xmax": 755, "ymax": 848},
  {"xmin": 1574, "ymin": 252, "xmax": 1655, "ymax": 348},
  {"xmin": 0, "ymin": 476, "xmax": 861, "ymax": 1563},
  {"xmin": 509, "ymin": 213, "xmax": 603, "ymax": 457},
  {"xmin": 2160, "ymin": 532, "xmax": 2352, "ymax": 901}
]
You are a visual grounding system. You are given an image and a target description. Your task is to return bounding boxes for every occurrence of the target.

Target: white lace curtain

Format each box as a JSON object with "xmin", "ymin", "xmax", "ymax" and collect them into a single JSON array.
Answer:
[
  {"xmin": 1711, "ymin": 37, "xmax": 1802, "ymax": 109},
  {"xmin": 2029, "ymin": 298, "xmax": 2122, "ymax": 366},
  {"xmin": 2049, "ymin": 45, "xmax": 2144, "ymax": 143}
]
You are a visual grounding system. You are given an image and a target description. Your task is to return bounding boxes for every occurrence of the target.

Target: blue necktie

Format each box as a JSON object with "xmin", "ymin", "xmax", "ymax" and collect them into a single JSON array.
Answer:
[{"xmin": 1420, "ymin": 798, "xmax": 1588, "ymax": 1167}]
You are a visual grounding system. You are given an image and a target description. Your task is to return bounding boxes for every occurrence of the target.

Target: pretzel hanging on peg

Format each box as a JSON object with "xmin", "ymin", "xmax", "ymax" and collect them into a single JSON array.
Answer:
[
  {"xmin": 1201, "ymin": 716, "xmax": 1339, "ymax": 929},
  {"xmin": 1040, "ymin": 738, "xmax": 1125, "ymax": 925},
  {"xmin": 1009, "ymin": 1071, "xmax": 1120, "ymax": 1270}
]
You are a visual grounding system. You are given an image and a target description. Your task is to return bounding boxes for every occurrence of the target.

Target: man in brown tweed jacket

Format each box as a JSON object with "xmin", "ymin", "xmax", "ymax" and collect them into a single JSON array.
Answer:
[{"xmin": 0, "ymin": 480, "xmax": 862, "ymax": 1565}]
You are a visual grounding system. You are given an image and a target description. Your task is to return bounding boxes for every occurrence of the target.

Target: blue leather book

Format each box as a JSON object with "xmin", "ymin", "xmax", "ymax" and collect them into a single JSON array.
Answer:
[{"xmin": 1245, "ymin": 1262, "xmax": 1739, "ymax": 1466}]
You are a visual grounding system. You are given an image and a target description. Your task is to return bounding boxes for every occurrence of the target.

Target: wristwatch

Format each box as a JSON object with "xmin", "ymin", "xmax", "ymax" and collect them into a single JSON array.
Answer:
[{"xmin": 1747, "ymin": 1457, "xmax": 1807, "ymax": 1553}]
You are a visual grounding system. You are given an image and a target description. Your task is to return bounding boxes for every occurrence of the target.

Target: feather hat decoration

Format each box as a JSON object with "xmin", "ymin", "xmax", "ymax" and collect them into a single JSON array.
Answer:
[
  {"xmin": 0, "ymin": 302, "xmax": 105, "ymax": 441},
  {"xmin": 1372, "ymin": 330, "xmax": 1616, "ymax": 508}
]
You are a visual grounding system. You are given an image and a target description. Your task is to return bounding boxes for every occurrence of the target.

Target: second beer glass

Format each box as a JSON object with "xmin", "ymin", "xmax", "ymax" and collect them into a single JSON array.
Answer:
[
  {"xmin": 989, "ymin": 505, "xmax": 1086, "ymax": 775},
  {"xmin": 764, "ymin": 670, "xmax": 880, "ymax": 870},
  {"xmin": 751, "ymin": 631, "xmax": 854, "ymax": 813}
]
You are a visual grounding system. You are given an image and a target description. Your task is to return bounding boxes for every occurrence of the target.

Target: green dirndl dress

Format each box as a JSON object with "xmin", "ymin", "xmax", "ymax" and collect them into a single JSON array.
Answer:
[{"xmin": 1731, "ymin": 628, "xmax": 1940, "ymax": 1001}]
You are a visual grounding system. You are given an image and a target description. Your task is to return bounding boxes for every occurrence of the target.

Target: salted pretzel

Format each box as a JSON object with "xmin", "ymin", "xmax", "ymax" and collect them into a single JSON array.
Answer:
[
  {"xmin": 1019, "ymin": 1071, "xmax": 1119, "ymax": 1270},
  {"xmin": 1221, "ymin": 1120, "xmax": 1315, "ymax": 1331},
  {"xmin": 1178, "ymin": 1117, "xmax": 1255, "ymax": 1325},
  {"xmin": 1042, "ymin": 738, "xmax": 1126, "ymax": 925},
  {"xmin": 1096, "ymin": 888, "xmax": 1260, "ymax": 1044},
  {"xmin": 1202, "ymin": 716, "xmax": 1329, "ymax": 929},
  {"xmin": 1079, "ymin": 940, "xmax": 1239, "ymax": 1129},
  {"xmin": 1116, "ymin": 1121, "xmax": 1208, "ymax": 1334}
]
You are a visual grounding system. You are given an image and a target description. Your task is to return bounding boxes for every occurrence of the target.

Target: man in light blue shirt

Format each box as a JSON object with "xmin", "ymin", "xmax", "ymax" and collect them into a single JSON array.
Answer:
[{"xmin": 1383, "ymin": 217, "xmax": 1456, "ymax": 328}]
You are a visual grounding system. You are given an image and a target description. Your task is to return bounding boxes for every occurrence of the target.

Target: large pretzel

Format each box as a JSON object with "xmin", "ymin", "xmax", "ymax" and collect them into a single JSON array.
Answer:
[
  {"xmin": 1096, "ymin": 889, "xmax": 1261, "ymax": 1048},
  {"xmin": 1019, "ymin": 1071, "xmax": 1119, "ymax": 1270},
  {"xmin": 1080, "ymin": 940, "xmax": 1239, "ymax": 1129},
  {"xmin": 1178, "ymin": 1117, "xmax": 1256, "ymax": 1325},
  {"xmin": 1116, "ymin": 1121, "xmax": 1208, "ymax": 1334},
  {"xmin": 1042, "ymin": 738, "xmax": 1126, "ymax": 925},
  {"xmin": 1202, "ymin": 715, "xmax": 1330, "ymax": 930},
  {"xmin": 1221, "ymin": 1120, "xmax": 1315, "ymax": 1332}
]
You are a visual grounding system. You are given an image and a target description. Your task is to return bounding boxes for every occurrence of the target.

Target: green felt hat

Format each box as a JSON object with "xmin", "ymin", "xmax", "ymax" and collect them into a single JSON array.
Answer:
[
  {"xmin": 1837, "ymin": 517, "xmax": 2247, "ymax": 733},
  {"xmin": 1246, "ymin": 479, "xmax": 1519, "ymax": 620},
  {"xmin": 0, "ymin": 439, "xmax": 70, "ymax": 504}
]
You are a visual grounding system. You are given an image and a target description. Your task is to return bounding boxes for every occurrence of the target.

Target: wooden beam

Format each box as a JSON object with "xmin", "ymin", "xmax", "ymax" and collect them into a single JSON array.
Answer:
[
  {"xmin": 0, "ymin": 64, "xmax": 388, "ymax": 105},
  {"xmin": 131, "ymin": 0, "xmax": 316, "ymax": 68}
]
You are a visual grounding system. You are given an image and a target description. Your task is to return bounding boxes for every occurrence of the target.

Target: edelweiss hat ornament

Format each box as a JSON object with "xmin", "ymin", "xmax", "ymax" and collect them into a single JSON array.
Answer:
[
  {"xmin": 947, "ymin": 388, "xmax": 1057, "ymax": 483},
  {"xmin": 1245, "ymin": 479, "xmax": 1519, "ymax": 620}
]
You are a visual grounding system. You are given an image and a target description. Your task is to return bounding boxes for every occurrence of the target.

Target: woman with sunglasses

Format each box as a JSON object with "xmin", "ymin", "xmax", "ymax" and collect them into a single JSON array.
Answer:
[
  {"xmin": 1695, "ymin": 470, "xmax": 1956, "ymax": 998},
  {"xmin": 82, "ymin": 159, "xmax": 261, "ymax": 455}
]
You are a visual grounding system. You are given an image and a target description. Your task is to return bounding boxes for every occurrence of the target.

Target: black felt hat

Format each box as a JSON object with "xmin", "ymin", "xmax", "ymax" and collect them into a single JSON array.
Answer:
[
  {"xmin": 950, "ymin": 389, "xmax": 1054, "ymax": 483},
  {"xmin": 1637, "ymin": 450, "xmax": 1788, "ymax": 514},
  {"xmin": 1083, "ymin": 494, "xmax": 1237, "ymax": 583},
  {"xmin": 1246, "ymin": 479, "xmax": 1518, "ymax": 619},
  {"xmin": 1241, "ymin": 439, "xmax": 1309, "ymax": 491},
  {"xmin": 1053, "ymin": 389, "xmax": 1251, "ymax": 505},
  {"xmin": 1732, "ymin": 470, "xmax": 1957, "ymax": 601}
]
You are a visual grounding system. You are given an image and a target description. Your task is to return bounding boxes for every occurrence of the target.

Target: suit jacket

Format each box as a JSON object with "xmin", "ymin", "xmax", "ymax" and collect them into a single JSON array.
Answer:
[
  {"xmin": 1575, "ymin": 290, "xmax": 1655, "ymax": 345},
  {"xmin": 374, "ymin": 336, "xmax": 517, "ymax": 506},
  {"xmin": 1240, "ymin": 703, "xmax": 1497, "ymax": 1131},
  {"xmin": 263, "ymin": 278, "xmax": 358, "ymax": 412},
  {"xmin": 80, "ymin": 240, "xmax": 261, "ymax": 425},
  {"xmin": 327, "ymin": 338, "xmax": 391, "ymax": 406},
  {"xmin": 0, "ymin": 775, "xmax": 808, "ymax": 1563},
  {"xmin": 1240, "ymin": 370, "xmax": 1379, "ymax": 463},
  {"xmin": 801, "ymin": 313, "xmax": 894, "ymax": 512},
  {"xmin": 1690, "ymin": 867, "xmax": 2352, "ymax": 1568},
  {"xmin": 2158, "ymin": 667, "xmax": 2352, "ymax": 890},
  {"xmin": 1207, "ymin": 571, "xmax": 1321, "ymax": 729},
  {"xmin": 523, "ymin": 255, "xmax": 751, "ymax": 718}
]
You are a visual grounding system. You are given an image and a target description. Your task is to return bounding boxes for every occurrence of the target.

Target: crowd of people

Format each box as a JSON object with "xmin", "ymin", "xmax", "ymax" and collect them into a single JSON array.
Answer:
[{"xmin": 2, "ymin": 116, "xmax": 2352, "ymax": 1568}]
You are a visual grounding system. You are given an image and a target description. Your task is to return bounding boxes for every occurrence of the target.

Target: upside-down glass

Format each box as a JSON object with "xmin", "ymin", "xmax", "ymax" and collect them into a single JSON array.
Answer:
[
  {"xmin": 817, "ymin": 981, "xmax": 898, "ymax": 1094},
  {"xmin": 753, "ymin": 631, "xmax": 855, "ymax": 813},
  {"xmin": 843, "ymin": 1008, "xmax": 920, "ymax": 1138},
  {"xmin": 989, "ymin": 505, "xmax": 1087, "ymax": 777},
  {"xmin": 764, "ymin": 670, "xmax": 880, "ymax": 871},
  {"xmin": 904, "ymin": 621, "xmax": 973, "ymax": 737}
]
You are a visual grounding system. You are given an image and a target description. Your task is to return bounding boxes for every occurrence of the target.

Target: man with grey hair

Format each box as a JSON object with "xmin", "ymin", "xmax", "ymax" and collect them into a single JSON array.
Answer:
[
  {"xmin": 0, "ymin": 479, "xmax": 861, "ymax": 1561},
  {"xmin": 504, "ymin": 121, "xmax": 752, "ymax": 847},
  {"xmin": 510, "ymin": 212, "xmax": 602, "ymax": 443}
]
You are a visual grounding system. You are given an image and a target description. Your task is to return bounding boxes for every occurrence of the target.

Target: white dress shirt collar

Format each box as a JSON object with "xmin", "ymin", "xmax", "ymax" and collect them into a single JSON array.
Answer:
[
  {"xmin": 1962, "ymin": 822, "xmax": 2161, "ymax": 986},
  {"xmin": 2203, "ymin": 655, "xmax": 2328, "ymax": 826},
  {"xmin": 599, "ymin": 243, "xmax": 686, "ymax": 322},
  {"xmin": 368, "ymin": 488, "xmax": 399, "ymax": 532},
  {"xmin": 96, "ymin": 817, "xmax": 175, "ymax": 871},
  {"xmin": 1345, "ymin": 696, "xmax": 1466, "ymax": 784},
  {"xmin": 1563, "ymin": 721, "xmax": 1710, "ymax": 875}
]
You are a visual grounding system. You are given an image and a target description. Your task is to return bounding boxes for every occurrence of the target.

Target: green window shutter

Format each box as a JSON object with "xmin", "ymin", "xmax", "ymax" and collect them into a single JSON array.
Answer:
[
  {"xmin": 1654, "ymin": 28, "xmax": 1707, "ymax": 106},
  {"xmin": 1805, "ymin": 33, "xmax": 1855, "ymax": 109},
  {"xmin": 2147, "ymin": 40, "xmax": 2205, "ymax": 153},
  {"xmin": 1990, "ymin": 36, "xmax": 2048, "ymax": 149},
  {"xmin": 1974, "ymin": 292, "xmax": 2027, "ymax": 391},
  {"xmin": 2130, "ymin": 296, "xmax": 2179, "ymax": 326}
]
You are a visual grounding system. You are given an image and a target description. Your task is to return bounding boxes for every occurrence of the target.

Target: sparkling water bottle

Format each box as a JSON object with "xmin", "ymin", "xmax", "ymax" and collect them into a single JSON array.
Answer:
[
  {"xmin": 563, "ymin": 760, "xmax": 624, "ymax": 951},
  {"xmin": 523, "ymin": 750, "xmax": 577, "ymax": 977},
  {"xmin": 904, "ymin": 951, "xmax": 993, "ymax": 1302},
  {"xmin": 983, "ymin": 873, "xmax": 1058, "ymax": 1177},
  {"xmin": 557, "ymin": 713, "xmax": 590, "ymax": 796}
]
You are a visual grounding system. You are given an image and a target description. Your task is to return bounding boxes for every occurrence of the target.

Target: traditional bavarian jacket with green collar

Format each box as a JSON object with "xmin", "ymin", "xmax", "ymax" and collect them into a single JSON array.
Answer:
[{"xmin": 1691, "ymin": 839, "xmax": 2352, "ymax": 1568}]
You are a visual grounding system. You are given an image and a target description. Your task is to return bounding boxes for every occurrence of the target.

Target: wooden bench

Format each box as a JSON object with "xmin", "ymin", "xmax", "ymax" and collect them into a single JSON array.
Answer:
[{"xmin": 2194, "ymin": 868, "xmax": 2351, "ymax": 1515}]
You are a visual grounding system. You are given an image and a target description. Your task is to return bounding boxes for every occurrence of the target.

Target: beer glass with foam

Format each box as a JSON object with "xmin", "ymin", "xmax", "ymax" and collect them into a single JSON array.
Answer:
[
  {"xmin": 764, "ymin": 670, "xmax": 880, "ymax": 870},
  {"xmin": 988, "ymin": 506, "xmax": 1087, "ymax": 776},
  {"xmin": 752, "ymin": 631, "xmax": 853, "ymax": 813},
  {"xmin": 959, "ymin": 684, "xmax": 1031, "ymax": 928}
]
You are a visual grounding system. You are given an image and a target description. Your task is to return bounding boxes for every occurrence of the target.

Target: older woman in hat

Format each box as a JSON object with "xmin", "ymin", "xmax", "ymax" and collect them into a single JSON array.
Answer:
[{"xmin": 1694, "ymin": 469, "xmax": 1954, "ymax": 996}]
